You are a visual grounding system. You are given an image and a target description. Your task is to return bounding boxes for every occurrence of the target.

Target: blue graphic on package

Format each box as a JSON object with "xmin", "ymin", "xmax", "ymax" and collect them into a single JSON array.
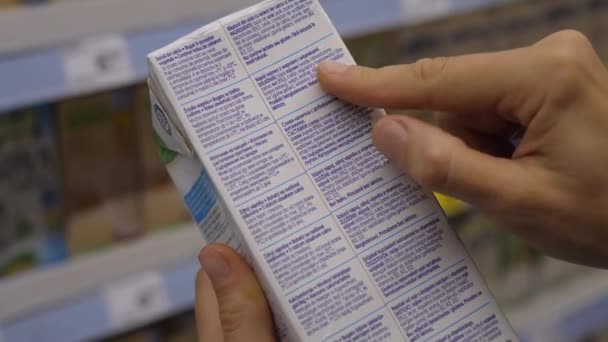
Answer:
[
  {"xmin": 154, "ymin": 104, "xmax": 172, "ymax": 135},
  {"xmin": 185, "ymin": 171, "xmax": 218, "ymax": 224}
]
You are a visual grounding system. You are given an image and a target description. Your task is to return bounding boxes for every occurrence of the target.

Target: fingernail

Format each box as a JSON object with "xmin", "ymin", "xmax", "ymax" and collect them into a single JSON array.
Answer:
[
  {"xmin": 374, "ymin": 118, "xmax": 408, "ymax": 160},
  {"xmin": 200, "ymin": 249, "xmax": 231, "ymax": 284},
  {"xmin": 318, "ymin": 61, "xmax": 350, "ymax": 75},
  {"xmin": 370, "ymin": 110, "xmax": 386, "ymax": 125}
]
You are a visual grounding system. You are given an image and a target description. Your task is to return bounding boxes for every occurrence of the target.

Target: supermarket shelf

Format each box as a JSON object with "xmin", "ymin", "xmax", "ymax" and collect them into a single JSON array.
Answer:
[
  {"xmin": 0, "ymin": 225, "xmax": 204, "ymax": 342},
  {"xmin": 0, "ymin": 0, "xmax": 513, "ymax": 113},
  {"xmin": 0, "ymin": 0, "xmax": 256, "ymax": 56},
  {"xmin": 506, "ymin": 268, "xmax": 608, "ymax": 341},
  {"xmin": 2, "ymin": 228, "xmax": 608, "ymax": 341}
]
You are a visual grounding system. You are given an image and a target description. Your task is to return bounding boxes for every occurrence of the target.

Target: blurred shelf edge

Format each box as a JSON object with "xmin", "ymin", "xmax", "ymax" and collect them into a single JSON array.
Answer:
[
  {"xmin": 0, "ymin": 225, "xmax": 203, "ymax": 342},
  {"xmin": 506, "ymin": 268, "xmax": 608, "ymax": 341},
  {"xmin": 0, "ymin": 0, "xmax": 256, "ymax": 56},
  {"xmin": 0, "ymin": 0, "xmax": 514, "ymax": 114}
]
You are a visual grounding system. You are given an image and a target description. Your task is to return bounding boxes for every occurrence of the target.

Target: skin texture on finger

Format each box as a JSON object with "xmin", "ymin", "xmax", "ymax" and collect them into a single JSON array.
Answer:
[
  {"xmin": 198, "ymin": 244, "xmax": 275, "ymax": 342},
  {"xmin": 196, "ymin": 270, "xmax": 224, "ymax": 341},
  {"xmin": 434, "ymin": 112, "xmax": 516, "ymax": 158},
  {"xmin": 433, "ymin": 111, "xmax": 517, "ymax": 138},
  {"xmin": 372, "ymin": 115, "xmax": 534, "ymax": 210},
  {"xmin": 317, "ymin": 49, "xmax": 538, "ymax": 124}
]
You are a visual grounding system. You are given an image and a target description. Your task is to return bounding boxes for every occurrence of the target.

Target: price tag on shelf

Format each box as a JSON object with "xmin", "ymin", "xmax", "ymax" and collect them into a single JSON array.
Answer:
[
  {"xmin": 62, "ymin": 33, "xmax": 134, "ymax": 94},
  {"xmin": 103, "ymin": 271, "xmax": 171, "ymax": 329},
  {"xmin": 401, "ymin": 0, "xmax": 452, "ymax": 21}
]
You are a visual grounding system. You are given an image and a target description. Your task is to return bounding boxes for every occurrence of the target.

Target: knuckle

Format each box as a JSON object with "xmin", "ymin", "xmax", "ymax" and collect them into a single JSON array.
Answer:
[
  {"xmin": 353, "ymin": 66, "xmax": 378, "ymax": 87},
  {"xmin": 548, "ymin": 66, "xmax": 583, "ymax": 101},
  {"xmin": 352, "ymin": 66, "xmax": 389, "ymax": 102},
  {"xmin": 552, "ymin": 30, "xmax": 593, "ymax": 51},
  {"xmin": 413, "ymin": 145, "xmax": 450, "ymax": 188},
  {"xmin": 218, "ymin": 294, "xmax": 246, "ymax": 334},
  {"xmin": 409, "ymin": 57, "xmax": 451, "ymax": 107},
  {"xmin": 364, "ymin": 66, "xmax": 388, "ymax": 99},
  {"xmin": 548, "ymin": 47, "xmax": 585, "ymax": 76},
  {"xmin": 411, "ymin": 57, "xmax": 450, "ymax": 83},
  {"xmin": 542, "ymin": 31, "xmax": 594, "ymax": 102}
]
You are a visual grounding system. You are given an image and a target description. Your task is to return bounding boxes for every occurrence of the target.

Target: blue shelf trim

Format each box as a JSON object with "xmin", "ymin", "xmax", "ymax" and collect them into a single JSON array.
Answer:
[
  {"xmin": 0, "ymin": 258, "xmax": 200, "ymax": 342},
  {"xmin": 0, "ymin": 0, "xmax": 509, "ymax": 113}
]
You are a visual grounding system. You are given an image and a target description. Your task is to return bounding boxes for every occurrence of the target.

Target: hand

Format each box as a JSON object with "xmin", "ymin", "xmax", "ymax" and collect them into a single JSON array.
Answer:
[
  {"xmin": 318, "ymin": 30, "xmax": 608, "ymax": 268},
  {"xmin": 196, "ymin": 244, "xmax": 276, "ymax": 341}
]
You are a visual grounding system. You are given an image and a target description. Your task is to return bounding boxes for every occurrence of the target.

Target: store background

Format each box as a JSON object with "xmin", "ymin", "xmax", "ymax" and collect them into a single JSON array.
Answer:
[{"xmin": 0, "ymin": 0, "xmax": 607, "ymax": 341}]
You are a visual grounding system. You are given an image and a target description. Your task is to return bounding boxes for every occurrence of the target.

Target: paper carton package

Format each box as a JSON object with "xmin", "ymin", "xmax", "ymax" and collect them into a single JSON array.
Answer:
[{"xmin": 147, "ymin": 0, "xmax": 518, "ymax": 340}]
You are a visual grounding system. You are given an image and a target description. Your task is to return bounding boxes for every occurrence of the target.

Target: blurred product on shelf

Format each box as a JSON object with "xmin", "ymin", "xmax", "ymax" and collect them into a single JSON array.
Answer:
[
  {"xmin": 107, "ymin": 311, "xmax": 196, "ymax": 342},
  {"xmin": 583, "ymin": 326, "xmax": 608, "ymax": 342},
  {"xmin": 0, "ymin": 0, "xmax": 20, "ymax": 9},
  {"xmin": 345, "ymin": 31, "xmax": 400, "ymax": 68},
  {"xmin": 134, "ymin": 84, "xmax": 190, "ymax": 232},
  {"xmin": 0, "ymin": 106, "xmax": 66, "ymax": 277},
  {"xmin": 454, "ymin": 211, "xmax": 586, "ymax": 307},
  {"xmin": 64, "ymin": 192, "xmax": 141, "ymax": 255},
  {"xmin": 0, "ymin": 81, "xmax": 193, "ymax": 276},
  {"xmin": 156, "ymin": 313, "xmax": 197, "ymax": 342},
  {"xmin": 57, "ymin": 89, "xmax": 142, "ymax": 255},
  {"xmin": 396, "ymin": 0, "xmax": 608, "ymax": 63},
  {"xmin": 134, "ymin": 85, "xmax": 170, "ymax": 189},
  {"xmin": 139, "ymin": 182, "xmax": 190, "ymax": 232},
  {"xmin": 0, "ymin": 0, "xmax": 46, "ymax": 9},
  {"xmin": 434, "ymin": 192, "xmax": 468, "ymax": 218},
  {"xmin": 107, "ymin": 331, "xmax": 156, "ymax": 342}
]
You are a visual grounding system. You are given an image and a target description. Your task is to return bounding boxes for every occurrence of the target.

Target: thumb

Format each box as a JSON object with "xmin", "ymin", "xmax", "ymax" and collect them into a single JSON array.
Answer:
[
  {"xmin": 373, "ymin": 115, "xmax": 530, "ymax": 208},
  {"xmin": 196, "ymin": 244, "xmax": 275, "ymax": 342}
]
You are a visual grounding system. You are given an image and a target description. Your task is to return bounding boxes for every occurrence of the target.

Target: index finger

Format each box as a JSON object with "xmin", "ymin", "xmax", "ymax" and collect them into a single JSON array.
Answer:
[{"xmin": 317, "ymin": 48, "xmax": 533, "ymax": 122}]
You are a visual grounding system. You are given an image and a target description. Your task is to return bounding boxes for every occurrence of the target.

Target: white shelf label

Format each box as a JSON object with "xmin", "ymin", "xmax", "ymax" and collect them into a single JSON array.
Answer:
[
  {"xmin": 62, "ymin": 34, "xmax": 134, "ymax": 93},
  {"xmin": 401, "ymin": 0, "xmax": 452, "ymax": 21},
  {"xmin": 103, "ymin": 271, "xmax": 171, "ymax": 329}
]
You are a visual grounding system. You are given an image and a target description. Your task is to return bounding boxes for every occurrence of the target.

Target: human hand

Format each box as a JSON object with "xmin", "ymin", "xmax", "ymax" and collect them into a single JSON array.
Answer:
[
  {"xmin": 318, "ymin": 30, "xmax": 608, "ymax": 268},
  {"xmin": 196, "ymin": 244, "xmax": 276, "ymax": 341}
]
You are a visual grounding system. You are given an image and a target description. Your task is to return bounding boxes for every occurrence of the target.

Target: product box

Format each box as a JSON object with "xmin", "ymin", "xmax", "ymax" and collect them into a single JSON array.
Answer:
[
  {"xmin": 147, "ymin": 0, "xmax": 518, "ymax": 340},
  {"xmin": 0, "ymin": 106, "xmax": 66, "ymax": 277},
  {"xmin": 57, "ymin": 90, "xmax": 141, "ymax": 255}
]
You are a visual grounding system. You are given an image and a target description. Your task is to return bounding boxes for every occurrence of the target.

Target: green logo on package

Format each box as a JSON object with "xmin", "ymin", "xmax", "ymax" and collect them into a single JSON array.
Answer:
[{"xmin": 153, "ymin": 131, "xmax": 177, "ymax": 164}]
